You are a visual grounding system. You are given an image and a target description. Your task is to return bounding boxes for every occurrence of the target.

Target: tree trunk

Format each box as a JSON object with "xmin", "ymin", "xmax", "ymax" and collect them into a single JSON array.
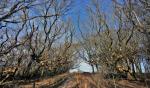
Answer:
[
  {"xmin": 91, "ymin": 65, "xmax": 95, "ymax": 73},
  {"xmin": 125, "ymin": 59, "xmax": 134, "ymax": 80},
  {"xmin": 95, "ymin": 64, "xmax": 98, "ymax": 72},
  {"xmin": 131, "ymin": 62, "xmax": 137, "ymax": 80}
]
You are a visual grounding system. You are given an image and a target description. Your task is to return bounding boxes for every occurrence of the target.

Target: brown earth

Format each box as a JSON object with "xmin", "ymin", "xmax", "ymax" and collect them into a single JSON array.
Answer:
[{"xmin": 1, "ymin": 72, "xmax": 150, "ymax": 88}]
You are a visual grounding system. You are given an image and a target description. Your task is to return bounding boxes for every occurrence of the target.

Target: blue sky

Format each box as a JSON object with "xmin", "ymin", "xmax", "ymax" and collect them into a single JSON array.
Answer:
[
  {"xmin": 67, "ymin": 0, "xmax": 114, "ymax": 37},
  {"xmin": 71, "ymin": 0, "xmax": 113, "ymax": 22}
]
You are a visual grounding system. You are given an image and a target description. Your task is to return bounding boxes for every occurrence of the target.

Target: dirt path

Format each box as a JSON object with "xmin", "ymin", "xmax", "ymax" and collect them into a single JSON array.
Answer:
[
  {"xmin": 60, "ymin": 73, "xmax": 148, "ymax": 88},
  {"xmin": 2, "ymin": 73, "xmax": 149, "ymax": 88}
]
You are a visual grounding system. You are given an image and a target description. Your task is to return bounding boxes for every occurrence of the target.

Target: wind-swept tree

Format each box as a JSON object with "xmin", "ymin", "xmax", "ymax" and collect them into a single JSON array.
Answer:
[{"xmin": 0, "ymin": 0, "xmax": 75, "ymax": 84}]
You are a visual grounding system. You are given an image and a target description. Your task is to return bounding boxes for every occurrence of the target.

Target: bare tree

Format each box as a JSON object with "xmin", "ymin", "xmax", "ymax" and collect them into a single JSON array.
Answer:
[
  {"xmin": 0, "ymin": 0, "xmax": 75, "ymax": 85},
  {"xmin": 77, "ymin": 0, "xmax": 145, "ymax": 80}
]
